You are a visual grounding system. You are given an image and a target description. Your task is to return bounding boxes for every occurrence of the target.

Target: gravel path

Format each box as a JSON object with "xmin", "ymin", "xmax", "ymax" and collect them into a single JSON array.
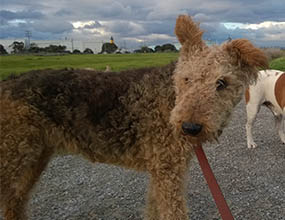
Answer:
[{"xmin": 1, "ymin": 101, "xmax": 285, "ymax": 220}]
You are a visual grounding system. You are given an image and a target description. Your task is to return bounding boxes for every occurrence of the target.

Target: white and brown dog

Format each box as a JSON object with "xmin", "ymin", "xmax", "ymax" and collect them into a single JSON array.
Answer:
[{"xmin": 245, "ymin": 70, "xmax": 285, "ymax": 148}]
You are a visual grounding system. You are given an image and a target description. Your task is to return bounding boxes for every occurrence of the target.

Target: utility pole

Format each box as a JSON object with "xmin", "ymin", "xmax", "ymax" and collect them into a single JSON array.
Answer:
[
  {"xmin": 71, "ymin": 38, "xmax": 74, "ymax": 52},
  {"xmin": 25, "ymin": 30, "xmax": 32, "ymax": 49}
]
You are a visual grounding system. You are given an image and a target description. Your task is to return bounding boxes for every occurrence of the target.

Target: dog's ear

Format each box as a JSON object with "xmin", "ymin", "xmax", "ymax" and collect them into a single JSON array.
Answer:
[
  {"xmin": 175, "ymin": 15, "xmax": 206, "ymax": 58},
  {"xmin": 223, "ymin": 39, "xmax": 268, "ymax": 79}
]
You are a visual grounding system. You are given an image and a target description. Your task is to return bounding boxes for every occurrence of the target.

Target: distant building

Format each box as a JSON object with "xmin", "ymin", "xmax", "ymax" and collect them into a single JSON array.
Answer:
[{"xmin": 110, "ymin": 36, "xmax": 114, "ymax": 44}]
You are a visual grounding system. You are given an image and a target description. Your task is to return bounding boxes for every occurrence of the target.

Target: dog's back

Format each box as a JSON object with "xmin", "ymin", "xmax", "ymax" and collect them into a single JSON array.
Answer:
[
  {"xmin": 246, "ymin": 70, "xmax": 284, "ymax": 115},
  {"xmin": 0, "ymin": 66, "xmax": 172, "ymax": 219}
]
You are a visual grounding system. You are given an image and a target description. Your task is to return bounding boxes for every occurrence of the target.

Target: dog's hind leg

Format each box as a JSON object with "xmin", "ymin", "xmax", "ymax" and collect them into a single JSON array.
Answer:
[
  {"xmin": 0, "ymin": 129, "xmax": 53, "ymax": 220},
  {"xmin": 1, "ymin": 151, "xmax": 52, "ymax": 220},
  {"xmin": 275, "ymin": 115, "xmax": 285, "ymax": 144},
  {"xmin": 0, "ymin": 131, "xmax": 54, "ymax": 220},
  {"xmin": 0, "ymin": 101, "xmax": 53, "ymax": 220}
]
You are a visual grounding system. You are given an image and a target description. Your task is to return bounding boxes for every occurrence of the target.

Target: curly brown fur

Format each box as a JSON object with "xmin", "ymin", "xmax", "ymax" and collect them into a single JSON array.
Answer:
[{"xmin": 0, "ymin": 15, "xmax": 268, "ymax": 220}]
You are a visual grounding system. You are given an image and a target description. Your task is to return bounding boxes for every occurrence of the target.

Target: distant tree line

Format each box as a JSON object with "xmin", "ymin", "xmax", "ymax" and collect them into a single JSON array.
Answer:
[
  {"xmin": 134, "ymin": 44, "xmax": 178, "ymax": 53},
  {"xmin": 3, "ymin": 41, "xmax": 69, "ymax": 54},
  {"xmin": 0, "ymin": 41, "xmax": 95, "ymax": 55},
  {"xmin": 0, "ymin": 41, "xmax": 178, "ymax": 55}
]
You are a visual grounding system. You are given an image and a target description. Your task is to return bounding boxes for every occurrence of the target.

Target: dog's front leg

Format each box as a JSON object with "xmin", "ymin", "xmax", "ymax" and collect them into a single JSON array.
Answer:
[
  {"xmin": 246, "ymin": 102, "xmax": 260, "ymax": 148},
  {"xmin": 147, "ymin": 162, "xmax": 188, "ymax": 220},
  {"xmin": 145, "ymin": 177, "xmax": 160, "ymax": 220}
]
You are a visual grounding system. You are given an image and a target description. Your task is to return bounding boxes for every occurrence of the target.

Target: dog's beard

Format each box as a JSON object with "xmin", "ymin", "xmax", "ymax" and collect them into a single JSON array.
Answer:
[
  {"xmin": 173, "ymin": 127, "xmax": 220, "ymax": 145},
  {"xmin": 170, "ymin": 116, "xmax": 227, "ymax": 145}
]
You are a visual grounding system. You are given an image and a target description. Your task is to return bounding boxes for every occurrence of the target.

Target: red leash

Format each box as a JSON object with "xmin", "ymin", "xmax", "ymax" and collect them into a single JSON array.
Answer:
[{"xmin": 195, "ymin": 145, "xmax": 234, "ymax": 220}]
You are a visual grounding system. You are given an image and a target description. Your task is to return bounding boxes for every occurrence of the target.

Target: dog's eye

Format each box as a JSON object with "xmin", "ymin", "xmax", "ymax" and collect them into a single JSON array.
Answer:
[
  {"xmin": 184, "ymin": 78, "xmax": 192, "ymax": 84},
  {"xmin": 216, "ymin": 79, "xmax": 227, "ymax": 91}
]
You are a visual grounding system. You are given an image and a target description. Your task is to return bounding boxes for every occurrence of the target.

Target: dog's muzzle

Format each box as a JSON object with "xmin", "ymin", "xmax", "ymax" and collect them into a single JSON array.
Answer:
[{"xmin": 182, "ymin": 122, "xmax": 203, "ymax": 136}]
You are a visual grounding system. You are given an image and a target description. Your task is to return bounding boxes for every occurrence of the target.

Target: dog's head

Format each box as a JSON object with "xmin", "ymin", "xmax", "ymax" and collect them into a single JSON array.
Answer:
[{"xmin": 170, "ymin": 15, "xmax": 268, "ymax": 144}]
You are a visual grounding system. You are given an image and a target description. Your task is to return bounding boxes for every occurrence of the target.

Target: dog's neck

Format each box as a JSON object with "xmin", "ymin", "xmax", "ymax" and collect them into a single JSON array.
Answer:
[{"xmin": 122, "ymin": 62, "xmax": 177, "ymax": 121}]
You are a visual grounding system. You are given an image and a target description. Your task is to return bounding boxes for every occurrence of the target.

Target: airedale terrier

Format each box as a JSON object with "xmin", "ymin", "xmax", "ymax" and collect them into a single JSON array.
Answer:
[{"xmin": 0, "ymin": 15, "xmax": 268, "ymax": 220}]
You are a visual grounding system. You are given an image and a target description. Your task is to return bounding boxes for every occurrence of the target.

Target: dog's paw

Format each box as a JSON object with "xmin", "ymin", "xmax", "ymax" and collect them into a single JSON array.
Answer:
[{"xmin": 247, "ymin": 141, "xmax": 257, "ymax": 149}]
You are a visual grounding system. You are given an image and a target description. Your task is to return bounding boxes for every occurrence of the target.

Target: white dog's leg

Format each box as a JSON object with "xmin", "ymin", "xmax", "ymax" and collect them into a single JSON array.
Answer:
[
  {"xmin": 246, "ymin": 103, "xmax": 260, "ymax": 148},
  {"xmin": 275, "ymin": 115, "xmax": 285, "ymax": 144}
]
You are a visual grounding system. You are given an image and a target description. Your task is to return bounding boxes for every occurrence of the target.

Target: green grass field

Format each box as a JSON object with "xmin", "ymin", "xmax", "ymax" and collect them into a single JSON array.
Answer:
[
  {"xmin": 0, "ymin": 53, "xmax": 284, "ymax": 80},
  {"xmin": 0, "ymin": 53, "xmax": 178, "ymax": 80}
]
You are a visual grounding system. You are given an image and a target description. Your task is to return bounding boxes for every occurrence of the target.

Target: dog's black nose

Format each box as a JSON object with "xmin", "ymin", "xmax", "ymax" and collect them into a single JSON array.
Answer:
[{"xmin": 182, "ymin": 122, "xmax": 203, "ymax": 136}]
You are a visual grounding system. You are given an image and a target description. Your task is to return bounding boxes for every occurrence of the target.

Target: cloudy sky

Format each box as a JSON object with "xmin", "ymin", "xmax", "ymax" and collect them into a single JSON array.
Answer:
[{"xmin": 1, "ymin": 0, "xmax": 285, "ymax": 49}]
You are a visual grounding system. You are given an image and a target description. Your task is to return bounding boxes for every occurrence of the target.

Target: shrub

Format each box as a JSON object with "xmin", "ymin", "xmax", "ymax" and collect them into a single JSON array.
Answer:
[
  {"xmin": 9, "ymin": 41, "xmax": 25, "ymax": 54},
  {"xmin": 262, "ymin": 48, "xmax": 285, "ymax": 61},
  {"xmin": 0, "ymin": 44, "xmax": 8, "ymax": 55},
  {"xmin": 100, "ymin": 43, "xmax": 118, "ymax": 54},
  {"xmin": 73, "ymin": 49, "xmax": 81, "ymax": 54},
  {"xmin": 161, "ymin": 44, "xmax": 177, "ymax": 52},
  {"xmin": 83, "ymin": 48, "xmax": 94, "ymax": 54},
  {"xmin": 134, "ymin": 46, "xmax": 154, "ymax": 53},
  {"xmin": 154, "ymin": 45, "xmax": 163, "ymax": 52},
  {"xmin": 269, "ymin": 57, "xmax": 285, "ymax": 71},
  {"xmin": 154, "ymin": 44, "xmax": 177, "ymax": 53}
]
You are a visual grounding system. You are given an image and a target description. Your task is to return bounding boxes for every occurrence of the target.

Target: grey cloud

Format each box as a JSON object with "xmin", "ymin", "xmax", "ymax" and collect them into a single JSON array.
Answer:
[
  {"xmin": 181, "ymin": 0, "xmax": 285, "ymax": 24},
  {"xmin": 57, "ymin": 0, "xmax": 142, "ymax": 21},
  {"xmin": 0, "ymin": 0, "xmax": 284, "ymax": 48},
  {"xmin": 0, "ymin": 20, "xmax": 51, "ymax": 40},
  {"xmin": 97, "ymin": 1, "xmax": 133, "ymax": 19},
  {"xmin": 142, "ymin": 20, "xmax": 176, "ymax": 36},
  {"xmin": 1, "ymin": 0, "xmax": 46, "ymax": 11},
  {"xmin": 0, "ymin": 9, "xmax": 44, "ymax": 20},
  {"xmin": 201, "ymin": 22, "xmax": 285, "ymax": 47},
  {"xmin": 0, "ymin": 23, "xmax": 28, "ymax": 38},
  {"xmin": 32, "ymin": 19, "xmax": 73, "ymax": 34},
  {"xmin": 193, "ymin": 13, "xmax": 213, "ymax": 23},
  {"xmin": 54, "ymin": 9, "xmax": 73, "ymax": 17},
  {"xmin": 1, "ymin": 0, "xmax": 39, "ymax": 5},
  {"xmin": 104, "ymin": 21, "xmax": 145, "ymax": 36}
]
